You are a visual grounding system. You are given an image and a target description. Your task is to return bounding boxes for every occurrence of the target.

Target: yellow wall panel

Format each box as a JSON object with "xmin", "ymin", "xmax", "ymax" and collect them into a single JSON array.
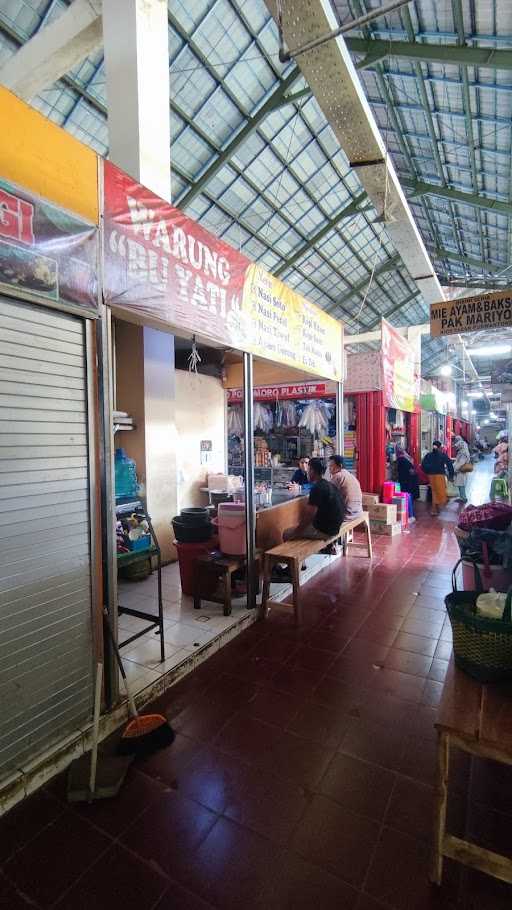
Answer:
[{"xmin": 0, "ymin": 87, "xmax": 99, "ymax": 223}]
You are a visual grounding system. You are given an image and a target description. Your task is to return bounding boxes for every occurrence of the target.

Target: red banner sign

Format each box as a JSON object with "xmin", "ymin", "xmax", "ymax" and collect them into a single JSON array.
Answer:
[
  {"xmin": 227, "ymin": 382, "xmax": 330, "ymax": 403},
  {"xmin": 103, "ymin": 162, "xmax": 344, "ymax": 380},
  {"xmin": 103, "ymin": 161, "xmax": 248, "ymax": 341},
  {"xmin": 381, "ymin": 319, "xmax": 420, "ymax": 413}
]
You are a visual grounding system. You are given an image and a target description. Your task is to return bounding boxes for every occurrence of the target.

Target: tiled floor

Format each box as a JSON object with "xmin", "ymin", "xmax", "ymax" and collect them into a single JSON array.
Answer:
[
  {"xmin": 117, "ymin": 548, "xmax": 338, "ymax": 697},
  {"xmin": 2, "ymin": 458, "xmax": 511, "ymax": 909}
]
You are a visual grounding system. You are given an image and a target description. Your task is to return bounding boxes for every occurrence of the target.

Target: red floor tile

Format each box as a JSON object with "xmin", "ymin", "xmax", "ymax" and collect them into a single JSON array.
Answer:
[
  {"xmin": 136, "ymin": 732, "xmax": 202, "ymax": 787},
  {"xmin": 71, "ymin": 767, "xmax": 168, "ymax": 838},
  {"xmin": 180, "ymin": 815, "xmax": 283, "ymax": 910},
  {"xmin": 287, "ymin": 698, "xmax": 351, "ymax": 748},
  {"xmin": 246, "ymin": 684, "xmax": 301, "ymax": 728},
  {"xmin": 274, "ymin": 852, "xmax": 359, "ymax": 909},
  {"xmin": 54, "ymin": 842, "xmax": 168, "ymax": 910},
  {"xmin": 291, "ymin": 794, "xmax": 380, "ymax": 887},
  {"xmin": 394, "ymin": 631, "xmax": 438, "ymax": 657},
  {"xmin": 364, "ymin": 826, "xmax": 460, "ymax": 910},
  {"xmin": 339, "ymin": 717, "xmax": 407, "ymax": 773},
  {"xmin": 5, "ymin": 502, "xmax": 511, "ymax": 910},
  {"xmin": 319, "ymin": 752, "xmax": 396, "ymax": 821},
  {"xmin": 384, "ymin": 648, "xmax": 433, "ymax": 677},
  {"xmin": 154, "ymin": 881, "xmax": 216, "ymax": 909},
  {"xmin": 0, "ymin": 787, "xmax": 65, "ymax": 863},
  {"xmin": 121, "ymin": 789, "xmax": 217, "ymax": 882},
  {"xmin": 3, "ymin": 810, "xmax": 111, "ymax": 908}
]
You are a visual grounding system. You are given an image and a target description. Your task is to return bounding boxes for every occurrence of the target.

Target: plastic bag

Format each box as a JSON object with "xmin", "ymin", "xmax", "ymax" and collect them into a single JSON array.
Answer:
[
  {"xmin": 459, "ymin": 502, "xmax": 512, "ymax": 532},
  {"xmin": 476, "ymin": 589, "xmax": 508, "ymax": 620}
]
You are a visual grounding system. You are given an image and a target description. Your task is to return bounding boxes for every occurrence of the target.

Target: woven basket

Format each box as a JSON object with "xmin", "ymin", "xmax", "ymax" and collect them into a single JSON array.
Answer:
[{"xmin": 445, "ymin": 559, "xmax": 512, "ymax": 683}]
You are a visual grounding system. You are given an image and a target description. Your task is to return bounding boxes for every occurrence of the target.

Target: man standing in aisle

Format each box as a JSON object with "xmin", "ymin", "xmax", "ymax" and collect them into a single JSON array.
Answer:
[{"xmin": 328, "ymin": 455, "xmax": 363, "ymax": 521}]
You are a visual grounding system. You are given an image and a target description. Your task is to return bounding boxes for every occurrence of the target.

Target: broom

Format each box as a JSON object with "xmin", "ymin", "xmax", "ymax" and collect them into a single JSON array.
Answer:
[{"xmin": 103, "ymin": 608, "xmax": 175, "ymax": 756}]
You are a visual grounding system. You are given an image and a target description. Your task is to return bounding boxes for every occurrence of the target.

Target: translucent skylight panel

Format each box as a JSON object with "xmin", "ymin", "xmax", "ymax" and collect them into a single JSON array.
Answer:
[
  {"xmin": 66, "ymin": 103, "xmax": 108, "ymax": 154},
  {"xmin": 171, "ymin": 170, "xmax": 188, "ymax": 201},
  {"xmin": 68, "ymin": 49, "xmax": 103, "ymax": 90},
  {"xmin": 195, "ymin": 86, "xmax": 244, "ymax": 147},
  {"xmin": 172, "ymin": 127, "xmax": 214, "ymax": 179},
  {"xmin": 87, "ymin": 62, "xmax": 107, "ymax": 106},
  {"xmin": 0, "ymin": 0, "xmax": 45, "ymax": 37},
  {"xmin": 231, "ymin": 131, "xmax": 266, "ymax": 169},
  {"xmin": 33, "ymin": 85, "xmax": 75, "ymax": 124},
  {"xmin": 226, "ymin": 44, "xmax": 278, "ymax": 109},
  {"xmin": 172, "ymin": 47, "xmax": 217, "ymax": 115},
  {"xmin": 193, "ymin": 0, "xmax": 251, "ymax": 79}
]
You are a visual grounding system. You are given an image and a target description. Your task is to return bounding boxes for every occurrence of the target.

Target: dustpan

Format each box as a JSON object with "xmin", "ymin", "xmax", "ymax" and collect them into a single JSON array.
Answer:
[{"xmin": 67, "ymin": 663, "xmax": 132, "ymax": 803}]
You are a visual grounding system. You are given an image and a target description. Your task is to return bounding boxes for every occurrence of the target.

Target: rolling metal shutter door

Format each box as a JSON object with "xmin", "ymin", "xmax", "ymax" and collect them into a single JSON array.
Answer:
[{"xmin": 0, "ymin": 296, "xmax": 93, "ymax": 780}]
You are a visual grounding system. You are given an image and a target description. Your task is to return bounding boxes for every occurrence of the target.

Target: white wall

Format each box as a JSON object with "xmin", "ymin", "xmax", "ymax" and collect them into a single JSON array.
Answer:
[{"xmin": 174, "ymin": 370, "xmax": 226, "ymax": 513}]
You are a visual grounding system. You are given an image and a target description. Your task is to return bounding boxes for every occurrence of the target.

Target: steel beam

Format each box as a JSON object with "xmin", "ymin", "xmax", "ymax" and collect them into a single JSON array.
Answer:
[
  {"xmin": 178, "ymin": 68, "xmax": 301, "ymax": 209},
  {"xmin": 404, "ymin": 179, "xmax": 512, "ymax": 216},
  {"xmin": 432, "ymin": 247, "xmax": 506, "ymax": 273},
  {"xmin": 346, "ymin": 36, "xmax": 512, "ymax": 71},
  {"xmin": 274, "ymin": 192, "xmax": 367, "ymax": 276},
  {"xmin": 324, "ymin": 255, "xmax": 401, "ymax": 315}
]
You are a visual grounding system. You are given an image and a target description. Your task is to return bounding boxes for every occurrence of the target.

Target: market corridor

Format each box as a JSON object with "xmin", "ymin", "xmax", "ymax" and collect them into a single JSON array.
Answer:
[{"xmin": 1, "ymin": 503, "xmax": 510, "ymax": 910}]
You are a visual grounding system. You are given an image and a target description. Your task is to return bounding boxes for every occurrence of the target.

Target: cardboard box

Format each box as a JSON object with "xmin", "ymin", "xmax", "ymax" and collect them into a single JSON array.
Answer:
[
  {"xmin": 370, "ymin": 520, "xmax": 402, "ymax": 537},
  {"xmin": 362, "ymin": 493, "xmax": 379, "ymax": 506},
  {"xmin": 368, "ymin": 503, "xmax": 397, "ymax": 523}
]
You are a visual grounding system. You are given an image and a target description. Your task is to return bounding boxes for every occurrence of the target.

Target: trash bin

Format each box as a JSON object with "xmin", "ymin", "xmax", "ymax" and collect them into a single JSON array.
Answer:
[
  {"xmin": 217, "ymin": 502, "xmax": 246, "ymax": 556},
  {"xmin": 175, "ymin": 541, "xmax": 216, "ymax": 595}
]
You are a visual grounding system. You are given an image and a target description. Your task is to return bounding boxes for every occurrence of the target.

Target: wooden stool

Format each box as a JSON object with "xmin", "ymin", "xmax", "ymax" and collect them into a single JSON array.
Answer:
[{"xmin": 194, "ymin": 552, "xmax": 260, "ymax": 616}]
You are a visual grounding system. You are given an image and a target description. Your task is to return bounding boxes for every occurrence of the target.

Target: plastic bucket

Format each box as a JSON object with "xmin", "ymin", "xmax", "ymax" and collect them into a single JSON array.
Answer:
[
  {"xmin": 218, "ymin": 502, "xmax": 246, "ymax": 556},
  {"xmin": 462, "ymin": 560, "xmax": 512, "ymax": 594},
  {"xmin": 175, "ymin": 541, "xmax": 216, "ymax": 595}
]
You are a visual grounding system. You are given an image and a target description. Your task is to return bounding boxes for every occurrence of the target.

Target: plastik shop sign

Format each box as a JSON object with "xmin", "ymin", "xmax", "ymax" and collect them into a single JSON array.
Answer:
[
  {"xmin": 430, "ymin": 289, "xmax": 512, "ymax": 337},
  {"xmin": 227, "ymin": 382, "xmax": 331, "ymax": 403}
]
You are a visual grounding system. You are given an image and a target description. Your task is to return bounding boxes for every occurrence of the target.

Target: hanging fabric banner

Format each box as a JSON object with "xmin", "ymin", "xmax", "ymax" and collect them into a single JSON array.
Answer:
[
  {"xmin": 103, "ymin": 161, "xmax": 344, "ymax": 381},
  {"xmin": 381, "ymin": 319, "xmax": 420, "ymax": 413},
  {"xmin": 0, "ymin": 177, "xmax": 98, "ymax": 315}
]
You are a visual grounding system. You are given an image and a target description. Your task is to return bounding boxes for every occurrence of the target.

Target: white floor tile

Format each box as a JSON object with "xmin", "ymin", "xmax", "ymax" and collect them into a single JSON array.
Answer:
[{"xmin": 123, "ymin": 635, "xmax": 180, "ymax": 668}]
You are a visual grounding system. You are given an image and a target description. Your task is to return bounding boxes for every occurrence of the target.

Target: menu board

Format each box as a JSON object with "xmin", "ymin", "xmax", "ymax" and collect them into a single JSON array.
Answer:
[
  {"xmin": 241, "ymin": 265, "xmax": 343, "ymax": 380},
  {"xmin": 103, "ymin": 161, "xmax": 344, "ymax": 381}
]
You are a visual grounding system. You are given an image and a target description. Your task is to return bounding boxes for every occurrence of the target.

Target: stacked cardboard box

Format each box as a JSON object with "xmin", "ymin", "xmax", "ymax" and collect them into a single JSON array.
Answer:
[
  {"xmin": 368, "ymin": 501, "xmax": 401, "ymax": 537},
  {"xmin": 362, "ymin": 493, "xmax": 379, "ymax": 507}
]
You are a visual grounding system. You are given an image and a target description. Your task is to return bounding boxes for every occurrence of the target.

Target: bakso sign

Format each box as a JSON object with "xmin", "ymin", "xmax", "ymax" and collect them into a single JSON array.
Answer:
[{"xmin": 430, "ymin": 290, "xmax": 512, "ymax": 337}]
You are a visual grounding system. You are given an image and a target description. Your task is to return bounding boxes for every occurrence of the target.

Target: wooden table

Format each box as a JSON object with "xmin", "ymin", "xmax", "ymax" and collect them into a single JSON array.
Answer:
[{"xmin": 432, "ymin": 658, "xmax": 512, "ymax": 887}]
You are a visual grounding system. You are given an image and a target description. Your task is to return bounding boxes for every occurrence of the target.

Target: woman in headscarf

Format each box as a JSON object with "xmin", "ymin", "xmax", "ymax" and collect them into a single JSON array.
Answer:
[
  {"xmin": 395, "ymin": 446, "xmax": 420, "ymax": 510},
  {"xmin": 453, "ymin": 435, "xmax": 471, "ymax": 503}
]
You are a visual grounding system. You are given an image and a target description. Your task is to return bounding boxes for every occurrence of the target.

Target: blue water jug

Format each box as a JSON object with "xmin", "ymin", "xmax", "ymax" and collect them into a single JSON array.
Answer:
[{"xmin": 115, "ymin": 448, "xmax": 138, "ymax": 502}]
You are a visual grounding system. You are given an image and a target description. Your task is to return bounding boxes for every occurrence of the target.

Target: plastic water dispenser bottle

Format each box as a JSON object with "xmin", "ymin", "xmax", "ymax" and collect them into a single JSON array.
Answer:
[{"xmin": 115, "ymin": 448, "xmax": 138, "ymax": 503}]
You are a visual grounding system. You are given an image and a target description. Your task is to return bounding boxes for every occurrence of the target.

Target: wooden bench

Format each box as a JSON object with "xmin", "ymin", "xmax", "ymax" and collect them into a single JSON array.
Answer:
[
  {"xmin": 432, "ymin": 658, "xmax": 512, "ymax": 887},
  {"xmin": 261, "ymin": 512, "xmax": 372, "ymax": 625}
]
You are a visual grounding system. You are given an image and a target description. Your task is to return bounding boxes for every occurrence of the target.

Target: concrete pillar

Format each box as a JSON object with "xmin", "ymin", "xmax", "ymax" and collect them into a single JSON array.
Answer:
[
  {"xmin": 102, "ymin": 0, "xmax": 171, "ymax": 201},
  {"xmin": 104, "ymin": 0, "xmax": 175, "ymax": 556}
]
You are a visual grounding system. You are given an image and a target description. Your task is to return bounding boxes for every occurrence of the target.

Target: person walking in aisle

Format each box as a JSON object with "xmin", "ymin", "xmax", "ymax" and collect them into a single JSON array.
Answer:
[
  {"xmin": 421, "ymin": 440, "xmax": 454, "ymax": 516},
  {"xmin": 452, "ymin": 435, "xmax": 472, "ymax": 503}
]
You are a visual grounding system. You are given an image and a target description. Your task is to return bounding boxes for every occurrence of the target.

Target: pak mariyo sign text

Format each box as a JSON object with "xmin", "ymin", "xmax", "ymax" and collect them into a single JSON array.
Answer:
[
  {"xmin": 430, "ymin": 289, "xmax": 512, "ymax": 337},
  {"xmin": 0, "ymin": 178, "xmax": 98, "ymax": 314},
  {"xmin": 103, "ymin": 161, "xmax": 343, "ymax": 381}
]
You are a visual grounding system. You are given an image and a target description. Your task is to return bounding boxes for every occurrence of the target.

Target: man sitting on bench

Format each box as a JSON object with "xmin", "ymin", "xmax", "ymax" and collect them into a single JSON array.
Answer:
[
  {"xmin": 283, "ymin": 457, "xmax": 344, "ymax": 548},
  {"xmin": 328, "ymin": 455, "xmax": 363, "ymax": 520}
]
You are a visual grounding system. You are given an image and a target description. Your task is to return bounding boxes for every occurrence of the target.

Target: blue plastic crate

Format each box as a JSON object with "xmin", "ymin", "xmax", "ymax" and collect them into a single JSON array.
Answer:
[{"xmin": 128, "ymin": 535, "xmax": 151, "ymax": 552}]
